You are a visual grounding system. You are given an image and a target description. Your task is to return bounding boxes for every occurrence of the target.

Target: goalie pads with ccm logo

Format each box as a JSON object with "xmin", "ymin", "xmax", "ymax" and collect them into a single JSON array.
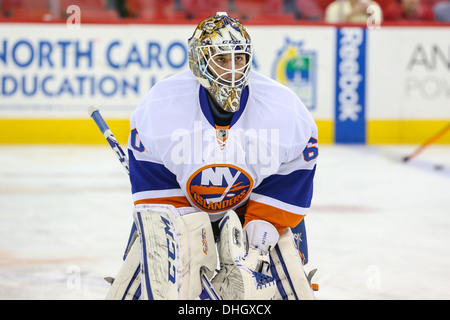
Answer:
[
  {"xmin": 106, "ymin": 204, "xmax": 217, "ymax": 300},
  {"xmin": 269, "ymin": 227, "xmax": 316, "ymax": 300}
]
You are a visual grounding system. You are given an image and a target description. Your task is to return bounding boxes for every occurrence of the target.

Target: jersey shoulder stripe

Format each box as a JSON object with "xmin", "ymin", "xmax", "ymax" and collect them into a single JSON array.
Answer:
[
  {"xmin": 252, "ymin": 165, "xmax": 316, "ymax": 209},
  {"xmin": 128, "ymin": 149, "xmax": 180, "ymax": 194}
]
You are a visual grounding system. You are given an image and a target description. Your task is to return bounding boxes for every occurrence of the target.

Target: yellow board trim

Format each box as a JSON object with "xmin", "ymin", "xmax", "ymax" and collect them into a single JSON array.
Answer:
[
  {"xmin": 315, "ymin": 120, "xmax": 334, "ymax": 145},
  {"xmin": 0, "ymin": 119, "xmax": 449, "ymax": 145},
  {"xmin": 368, "ymin": 120, "xmax": 450, "ymax": 144},
  {"xmin": 0, "ymin": 119, "xmax": 130, "ymax": 144}
]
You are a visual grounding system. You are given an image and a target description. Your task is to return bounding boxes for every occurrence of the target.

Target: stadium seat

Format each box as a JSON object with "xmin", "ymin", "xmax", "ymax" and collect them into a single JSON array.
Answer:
[
  {"xmin": 231, "ymin": 0, "xmax": 303, "ymax": 22},
  {"xmin": 296, "ymin": 0, "xmax": 324, "ymax": 20},
  {"xmin": 1, "ymin": 0, "xmax": 49, "ymax": 20},
  {"xmin": 234, "ymin": 0, "xmax": 275, "ymax": 12},
  {"xmin": 315, "ymin": 0, "xmax": 335, "ymax": 11},
  {"xmin": 180, "ymin": 0, "xmax": 228, "ymax": 20},
  {"xmin": 244, "ymin": 11, "xmax": 298, "ymax": 23},
  {"xmin": 129, "ymin": 0, "xmax": 179, "ymax": 20}
]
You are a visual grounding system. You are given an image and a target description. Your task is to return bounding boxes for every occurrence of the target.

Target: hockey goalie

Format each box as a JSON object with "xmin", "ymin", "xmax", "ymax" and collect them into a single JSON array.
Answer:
[{"xmin": 105, "ymin": 12, "xmax": 319, "ymax": 300}]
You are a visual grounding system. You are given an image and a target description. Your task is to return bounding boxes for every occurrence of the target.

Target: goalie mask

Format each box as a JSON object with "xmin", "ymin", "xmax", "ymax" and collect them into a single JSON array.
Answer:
[{"xmin": 188, "ymin": 12, "xmax": 252, "ymax": 112}]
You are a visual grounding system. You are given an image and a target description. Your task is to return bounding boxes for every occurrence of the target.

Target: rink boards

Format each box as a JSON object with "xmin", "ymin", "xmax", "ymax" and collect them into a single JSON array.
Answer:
[{"xmin": 0, "ymin": 23, "xmax": 449, "ymax": 144}]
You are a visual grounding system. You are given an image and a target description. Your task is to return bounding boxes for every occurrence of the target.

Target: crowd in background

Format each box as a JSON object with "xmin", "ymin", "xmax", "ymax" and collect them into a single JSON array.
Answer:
[{"xmin": 0, "ymin": 0, "xmax": 449, "ymax": 22}]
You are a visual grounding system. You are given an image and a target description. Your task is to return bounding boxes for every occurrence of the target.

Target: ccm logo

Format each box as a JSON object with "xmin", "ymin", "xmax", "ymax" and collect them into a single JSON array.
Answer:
[{"xmin": 161, "ymin": 216, "xmax": 176, "ymax": 284}]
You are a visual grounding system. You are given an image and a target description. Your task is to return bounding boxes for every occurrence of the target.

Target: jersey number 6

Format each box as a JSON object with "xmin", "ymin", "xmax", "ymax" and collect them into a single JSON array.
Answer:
[{"xmin": 302, "ymin": 137, "xmax": 318, "ymax": 162}]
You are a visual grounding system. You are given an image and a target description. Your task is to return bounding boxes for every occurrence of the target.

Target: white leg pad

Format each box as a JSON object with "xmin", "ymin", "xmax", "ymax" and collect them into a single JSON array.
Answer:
[
  {"xmin": 105, "ymin": 239, "xmax": 141, "ymax": 300},
  {"xmin": 132, "ymin": 204, "xmax": 217, "ymax": 300},
  {"xmin": 269, "ymin": 228, "xmax": 315, "ymax": 300}
]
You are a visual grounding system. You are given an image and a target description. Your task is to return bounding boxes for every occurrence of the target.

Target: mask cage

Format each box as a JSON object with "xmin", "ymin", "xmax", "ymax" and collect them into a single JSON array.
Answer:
[{"xmin": 196, "ymin": 44, "xmax": 252, "ymax": 89}]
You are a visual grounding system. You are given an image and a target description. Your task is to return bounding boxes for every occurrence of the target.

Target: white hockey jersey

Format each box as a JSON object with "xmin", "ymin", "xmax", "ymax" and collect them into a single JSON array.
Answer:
[{"xmin": 127, "ymin": 70, "xmax": 318, "ymax": 232}]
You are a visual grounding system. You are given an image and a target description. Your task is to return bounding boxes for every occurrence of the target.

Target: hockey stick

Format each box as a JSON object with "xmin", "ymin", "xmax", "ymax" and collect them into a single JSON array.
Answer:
[
  {"xmin": 88, "ymin": 106, "xmax": 219, "ymax": 300},
  {"xmin": 402, "ymin": 122, "xmax": 450, "ymax": 162},
  {"xmin": 88, "ymin": 106, "xmax": 130, "ymax": 174}
]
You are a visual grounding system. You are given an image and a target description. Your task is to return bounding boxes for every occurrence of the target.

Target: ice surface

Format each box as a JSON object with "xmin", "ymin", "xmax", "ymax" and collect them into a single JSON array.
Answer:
[{"xmin": 0, "ymin": 144, "xmax": 449, "ymax": 300}]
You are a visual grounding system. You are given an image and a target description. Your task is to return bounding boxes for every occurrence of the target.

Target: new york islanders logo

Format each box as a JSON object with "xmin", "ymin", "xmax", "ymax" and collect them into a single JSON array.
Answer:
[{"xmin": 186, "ymin": 164, "xmax": 253, "ymax": 213}]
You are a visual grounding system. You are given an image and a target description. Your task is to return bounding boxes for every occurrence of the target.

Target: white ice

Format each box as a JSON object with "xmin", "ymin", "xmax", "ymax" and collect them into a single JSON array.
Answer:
[{"xmin": 0, "ymin": 144, "xmax": 449, "ymax": 300}]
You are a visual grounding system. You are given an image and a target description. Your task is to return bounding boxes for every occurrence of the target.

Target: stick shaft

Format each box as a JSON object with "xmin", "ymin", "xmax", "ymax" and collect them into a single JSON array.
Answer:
[
  {"xmin": 88, "ymin": 106, "xmax": 129, "ymax": 174},
  {"xmin": 403, "ymin": 123, "xmax": 450, "ymax": 162}
]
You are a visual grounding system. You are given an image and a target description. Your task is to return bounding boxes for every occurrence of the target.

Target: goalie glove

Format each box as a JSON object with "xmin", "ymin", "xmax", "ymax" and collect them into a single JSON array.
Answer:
[
  {"xmin": 243, "ymin": 219, "xmax": 280, "ymax": 274},
  {"xmin": 211, "ymin": 211, "xmax": 279, "ymax": 300}
]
